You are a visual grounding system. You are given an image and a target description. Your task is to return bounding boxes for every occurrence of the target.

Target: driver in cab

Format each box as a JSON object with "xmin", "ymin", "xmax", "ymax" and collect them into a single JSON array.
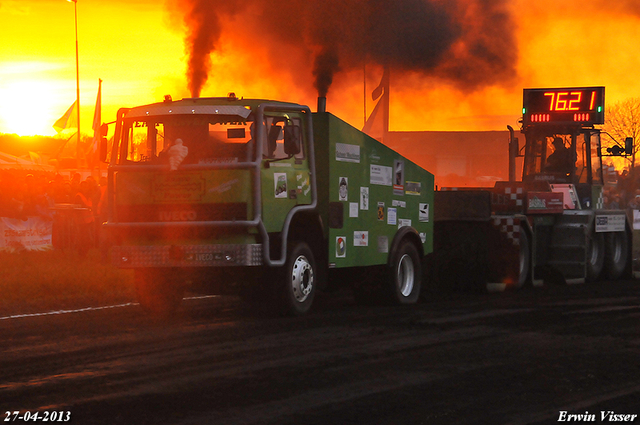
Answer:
[{"xmin": 545, "ymin": 137, "xmax": 574, "ymax": 173}]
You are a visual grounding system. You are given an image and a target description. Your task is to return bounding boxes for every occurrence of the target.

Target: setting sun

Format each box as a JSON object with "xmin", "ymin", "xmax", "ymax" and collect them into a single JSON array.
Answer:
[{"xmin": 0, "ymin": 63, "xmax": 71, "ymax": 136}]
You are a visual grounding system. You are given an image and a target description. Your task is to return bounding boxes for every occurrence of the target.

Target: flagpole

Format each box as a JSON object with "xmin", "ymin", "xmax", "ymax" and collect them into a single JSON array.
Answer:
[{"xmin": 70, "ymin": 0, "xmax": 80, "ymax": 165}]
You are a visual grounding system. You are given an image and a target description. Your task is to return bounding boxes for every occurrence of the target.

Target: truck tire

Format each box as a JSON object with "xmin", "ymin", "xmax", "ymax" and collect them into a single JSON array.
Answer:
[
  {"xmin": 387, "ymin": 240, "xmax": 421, "ymax": 304},
  {"xmin": 279, "ymin": 242, "xmax": 316, "ymax": 316},
  {"xmin": 135, "ymin": 269, "xmax": 184, "ymax": 317},
  {"xmin": 604, "ymin": 232, "xmax": 629, "ymax": 280},
  {"xmin": 515, "ymin": 230, "xmax": 531, "ymax": 289},
  {"xmin": 586, "ymin": 232, "xmax": 605, "ymax": 282}
]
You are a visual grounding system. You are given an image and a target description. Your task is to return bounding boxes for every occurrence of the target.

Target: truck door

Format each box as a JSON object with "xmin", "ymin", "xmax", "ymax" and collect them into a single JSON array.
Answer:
[{"xmin": 260, "ymin": 113, "xmax": 312, "ymax": 234}]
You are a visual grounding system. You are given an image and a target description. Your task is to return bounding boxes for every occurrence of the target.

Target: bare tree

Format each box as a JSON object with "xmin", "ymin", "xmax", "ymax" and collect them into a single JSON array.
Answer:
[{"xmin": 602, "ymin": 97, "xmax": 640, "ymax": 170}]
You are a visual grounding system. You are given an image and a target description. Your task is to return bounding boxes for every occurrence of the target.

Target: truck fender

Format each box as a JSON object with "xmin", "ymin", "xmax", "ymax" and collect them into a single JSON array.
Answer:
[{"xmin": 388, "ymin": 227, "xmax": 424, "ymax": 265}]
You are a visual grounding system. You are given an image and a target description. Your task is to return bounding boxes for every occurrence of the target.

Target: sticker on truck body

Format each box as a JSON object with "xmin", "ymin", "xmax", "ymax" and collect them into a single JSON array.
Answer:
[
  {"xmin": 335, "ymin": 143, "xmax": 361, "ymax": 163},
  {"xmin": 419, "ymin": 203, "xmax": 430, "ymax": 222},
  {"xmin": 349, "ymin": 203, "xmax": 359, "ymax": 218},
  {"xmin": 398, "ymin": 219, "xmax": 411, "ymax": 228},
  {"xmin": 387, "ymin": 207, "xmax": 397, "ymax": 225},
  {"xmin": 339, "ymin": 177, "xmax": 348, "ymax": 201},
  {"xmin": 336, "ymin": 236, "xmax": 347, "ymax": 258},
  {"xmin": 152, "ymin": 173, "xmax": 205, "ymax": 202},
  {"xmin": 595, "ymin": 214, "xmax": 626, "ymax": 232},
  {"xmin": 360, "ymin": 187, "xmax": 369, "ymax": 210},
  {"xmin": 354, "ymin": 231, "xmax": 369, "ymax": 247},
  {"xmin": 405, "ymin": 181, "xmax": 421, "ymax": 196},
  {"xmin": 377, "ymin": 202, "xmax": 385, "ymax": 221},
  {"xmin": 393, "ymin": 160, "xmax": 404, "ymax": 195},
  {"xmin": 274, "ymin": 173, "xmax": 287, "ymax": 198},
  {"xmin": 370, "ymin": 165, "xmax": 392, "ymax": 186},
  {"xmin": 377, "ymin": 236, "xmax": 389, "ymax": 253}
]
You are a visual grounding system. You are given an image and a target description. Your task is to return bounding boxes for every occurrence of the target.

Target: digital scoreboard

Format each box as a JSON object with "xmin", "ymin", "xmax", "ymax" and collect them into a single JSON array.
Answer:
[{"xmin": 522, "ymin": 86, "xmax": 605, "ymax": 126}]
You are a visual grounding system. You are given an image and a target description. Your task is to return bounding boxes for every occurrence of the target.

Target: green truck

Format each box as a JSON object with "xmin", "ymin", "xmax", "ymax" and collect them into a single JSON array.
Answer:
[{"xmin": 104, "ymin": 94, "xmax": 434, "ymax": 315}]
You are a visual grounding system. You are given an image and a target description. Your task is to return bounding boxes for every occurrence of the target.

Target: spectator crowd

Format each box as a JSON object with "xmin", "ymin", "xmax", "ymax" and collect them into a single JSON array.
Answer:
[{"xmin": 0, "ymin": 169, "xmax": 107, "ymax": 250}]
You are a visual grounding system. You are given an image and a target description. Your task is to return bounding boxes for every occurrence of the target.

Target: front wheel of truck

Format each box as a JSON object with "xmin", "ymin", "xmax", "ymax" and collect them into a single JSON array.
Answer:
[
  {"xmin": 135, "ymin": 269, "xmax": 184, "ymax": 317},
  {"xmin": 387, "ymin": 240, "xmax": 422, "ymax": 304},
  {"xmin": 279, "ymin": 242, "xmax": 316, "ymax": 316}
]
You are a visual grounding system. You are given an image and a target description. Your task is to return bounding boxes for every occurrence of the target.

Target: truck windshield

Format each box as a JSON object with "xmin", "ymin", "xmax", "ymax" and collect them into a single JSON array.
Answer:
[
  {"xmin": 119, "ymin": 115, "xmax": 255, "ymax": 165},
  {"xmin": 523, "ymin": 132, "xmax": 575, "ymax": 182}
]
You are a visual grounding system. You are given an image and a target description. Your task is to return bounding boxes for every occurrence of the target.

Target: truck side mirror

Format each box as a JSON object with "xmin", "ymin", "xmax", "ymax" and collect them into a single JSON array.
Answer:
[
  {"xmin": 99, "ymin": 137, "xmax": 108, "ymax": 162},
  {"xmin": 284, "ymin": 124, "xmax": 301, "ymax": 156},
  {"xmin": 267, "ymin": 124, "xmax": 281, "ymax": 158},
  {"xmin": 625, "ymin": 137, "xmax": 633, "ymax": 155}
]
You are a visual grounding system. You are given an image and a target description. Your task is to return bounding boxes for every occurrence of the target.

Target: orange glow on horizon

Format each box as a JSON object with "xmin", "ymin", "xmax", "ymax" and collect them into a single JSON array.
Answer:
[{"xmin": 0, "ymin": 0, "xmax": 640, "ymax": 138}]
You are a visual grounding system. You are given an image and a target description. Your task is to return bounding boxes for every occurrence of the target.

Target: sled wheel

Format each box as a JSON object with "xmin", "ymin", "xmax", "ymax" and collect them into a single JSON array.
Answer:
[
  {"xmin": 515, "ymin": 230, "xmax": 531, "ymax": 289},
  {"xmin": 586, "ymin": 232, "xmax": 605, "ymax": 282},
  {"xmin": 604, "ymin": 231, "xmax": 628, "ymax": 280}
]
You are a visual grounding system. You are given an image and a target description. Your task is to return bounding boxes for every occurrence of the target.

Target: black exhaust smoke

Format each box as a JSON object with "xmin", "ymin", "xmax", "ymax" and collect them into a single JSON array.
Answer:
[{"xmin": 170, "ymin": 0, "xmax": 518, "ymax": 99}]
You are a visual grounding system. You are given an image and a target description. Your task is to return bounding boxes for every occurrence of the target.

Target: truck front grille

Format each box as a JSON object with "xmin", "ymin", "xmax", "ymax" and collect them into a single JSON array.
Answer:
[{"xmin": 116, "ymin": 203, "xmax": 247, "ymax": 223}]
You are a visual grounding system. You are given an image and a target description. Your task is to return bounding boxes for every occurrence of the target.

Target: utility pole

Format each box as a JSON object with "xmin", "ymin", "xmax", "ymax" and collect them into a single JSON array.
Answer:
[{"xmin": 70, "ymin": 0, "xmax": 81, "ymax": 164}]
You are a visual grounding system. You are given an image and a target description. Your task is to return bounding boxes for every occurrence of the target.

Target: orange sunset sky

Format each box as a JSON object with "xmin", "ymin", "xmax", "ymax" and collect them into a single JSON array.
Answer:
[{"xmin": 1, "ymin": 0, "xmax": 639, "ymax": 137}]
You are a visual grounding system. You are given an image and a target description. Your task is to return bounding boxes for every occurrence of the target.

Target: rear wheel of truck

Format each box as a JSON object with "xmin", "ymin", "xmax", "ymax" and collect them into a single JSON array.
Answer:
[
  {"xmin": 604, "ymin": 231, "xmax": 629, "ymax": 280},
  {"xmin": 279, "ymin": 242, "xmax": 316, "ymax": 316},
  {"xmin": 586, "ymin": 232, "xmax": 605, "ymax": 282},
  {"xmin": 387, "ymin": 240, "xmax": 421, "ymax": 304},
  {"xmin": 135, "ymin": 269, "xmax": 184, "ymax": 317}
]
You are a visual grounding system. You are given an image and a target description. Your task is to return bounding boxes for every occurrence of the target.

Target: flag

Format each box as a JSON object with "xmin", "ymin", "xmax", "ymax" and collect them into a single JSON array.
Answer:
[
  {"xmin": 29, "ymin": 151, "xmax": 42, "ymax": 165},
  {"xmin": 53, "ymin": 101, "xmax": 78, "ymax": 133},
  {"xmin": 90, "ymin": 79, "xmax": 102, "ymax": 155},
  {"xmin": 363, "ymin": 66, "xmax": 389, "ymax": 141}
]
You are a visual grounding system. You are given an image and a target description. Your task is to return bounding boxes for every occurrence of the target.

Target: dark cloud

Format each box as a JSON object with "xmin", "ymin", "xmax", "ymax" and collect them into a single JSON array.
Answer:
[{"xmin": 170, "ymin": 0, "xmax": 518, "ymax": 98}]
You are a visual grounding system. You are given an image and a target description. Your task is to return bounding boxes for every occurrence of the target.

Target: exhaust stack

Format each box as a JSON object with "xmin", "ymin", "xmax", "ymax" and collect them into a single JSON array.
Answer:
[{"xmin": 317, "ymin": 96, "xmax": 326, "ymax": 113}]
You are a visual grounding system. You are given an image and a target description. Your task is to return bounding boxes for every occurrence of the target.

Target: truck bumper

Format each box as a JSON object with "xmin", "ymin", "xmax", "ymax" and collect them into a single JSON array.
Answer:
[{"xmin": 111, "ymin": 244, "xmax": 264, "ymax": 268}]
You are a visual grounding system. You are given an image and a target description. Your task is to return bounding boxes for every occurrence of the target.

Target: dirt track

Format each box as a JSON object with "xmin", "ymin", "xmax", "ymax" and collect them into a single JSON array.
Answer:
[{"xmin": 2, "ymin": 281, "xmax": 640, "ymax": 425}]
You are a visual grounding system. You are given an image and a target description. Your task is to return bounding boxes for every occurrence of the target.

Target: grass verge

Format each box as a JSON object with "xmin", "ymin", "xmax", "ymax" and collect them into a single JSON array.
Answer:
[{"xmin": 0, "ymin": 249, "xmax": 135, "ymax": 317}]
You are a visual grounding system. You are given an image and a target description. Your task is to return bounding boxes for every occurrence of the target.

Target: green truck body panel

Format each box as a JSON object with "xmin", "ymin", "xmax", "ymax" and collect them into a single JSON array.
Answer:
[{"xmin": 313, "ymin": 112, "xmax": 434, "ymax": 268}]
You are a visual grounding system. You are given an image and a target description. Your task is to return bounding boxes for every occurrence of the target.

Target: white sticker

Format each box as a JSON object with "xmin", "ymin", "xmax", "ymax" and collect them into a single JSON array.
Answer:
[
  {"xmin": 338, "ymin": 177, "xmax": 348, "ymax": 201},
  {"xmin": 354, "ymin": 231, "xmax": 369, "ymax": 247},
  {"xmin": 377, "ymin": 236, "xmax": 389, "ymax": 253},
  {"xmin": 387, "ymin": 207, "xmax": 397, "ymax": 225},
  {"xmin": 634, "ymin": 210, "xmax": 640, "ymax": 230},
  {"xmin": 377, "ymin": 202, "xmax": 385, "ymax": 221},
  {"xmin": 393, "ymin": 159, "xmax": 404, "ymax": 195},
  {"xmin": 595, "ymin": 214, "xmax": 626, "ymax": 232},
  {"xmin": 274, "ymin": 173, "xmax": 287, "ymax": 198},
  {"xmin": 405, "ymin": 181, "xmax": 421, "ymax": 195},
  {"xmin": 336, "ymin": 236, "xmax": 347, "ymax": 258},
  {"xmin": 370, "ymin": 164, "xmax": 392, "ymax": 186},
  {"xmin": 392, "ymin": 200, "xmax": 406, "ymax": 208},
  {"xmin": 335, "ymin": 143, "xmax": 361, "ymax": 163},
  {"xmin": 398, "ymin": 219, "xmax": 412, "ymax": 228},
  {"xmin": 360, "ymin": 187, "xmax": 369, "ymax": 210},
  {"xmin": 349, "ymin": 202, "xmax": 359, "ymax": 218},
  {"xmin": 419, "ymin": 203, "xmax": 430, "ymax": 222},
  {"xmin": 420, "ymin": 232, "xmax": 427, "ymax": 243}
]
